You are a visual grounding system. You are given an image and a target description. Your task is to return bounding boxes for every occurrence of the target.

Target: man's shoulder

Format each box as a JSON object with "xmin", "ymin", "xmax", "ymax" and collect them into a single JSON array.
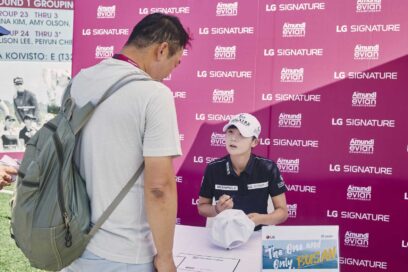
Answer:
[
  {"xmin": 76, "ymin": 58, "xmax": 152, "ymax": 83},
  {"xmin": 72, "ymin": 59, "xmax": 166, "ymax": 103}
]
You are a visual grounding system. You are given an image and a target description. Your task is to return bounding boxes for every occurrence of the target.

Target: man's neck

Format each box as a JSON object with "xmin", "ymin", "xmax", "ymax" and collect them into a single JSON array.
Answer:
[
  {"xmin": 230, "ymin": 152, "xmax": 251, "ymax": 176},
  {"xmin": 119, "ymin": 47, "xmax": 150, "ymax": 74}
]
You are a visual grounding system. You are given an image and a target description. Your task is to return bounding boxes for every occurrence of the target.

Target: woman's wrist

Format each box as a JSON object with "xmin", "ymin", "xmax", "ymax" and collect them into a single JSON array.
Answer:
[{"xmin": 214, "ymin": 205, "xmax": 221, "ymax": 215}]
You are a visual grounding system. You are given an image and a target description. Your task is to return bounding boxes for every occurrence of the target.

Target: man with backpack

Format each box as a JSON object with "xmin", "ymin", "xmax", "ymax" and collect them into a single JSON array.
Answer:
[{"xmin": 62, "ymin": 13, "xmax": 191, "ymax": 272}]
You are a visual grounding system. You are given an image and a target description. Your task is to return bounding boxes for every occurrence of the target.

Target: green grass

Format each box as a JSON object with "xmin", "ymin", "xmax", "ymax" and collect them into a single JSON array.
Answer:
[{"xmin": 0, "ymin": 192, "xmax": 44, "ymax": 272}]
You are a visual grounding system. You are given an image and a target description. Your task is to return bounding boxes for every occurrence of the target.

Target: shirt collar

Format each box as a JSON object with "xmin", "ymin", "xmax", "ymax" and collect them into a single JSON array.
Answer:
[{"xmin": 226, "ymin": 154, "xmax": 255, "ymax": 176}]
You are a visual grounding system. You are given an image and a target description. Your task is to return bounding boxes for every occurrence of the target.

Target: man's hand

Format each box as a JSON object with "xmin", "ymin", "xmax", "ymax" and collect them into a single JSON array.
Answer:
[{"xmin": 154, "ymin": 254, "xmax": 176, "ymax": 272}]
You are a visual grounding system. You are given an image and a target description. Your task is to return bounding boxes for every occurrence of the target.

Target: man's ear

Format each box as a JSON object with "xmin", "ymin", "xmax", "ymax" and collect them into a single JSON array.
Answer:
[
  {"xmin": 251, "ymin": 138, "xmax": 259, "ymax": 148},
  {"xmin": 156, "ymin": 42, "xmax": 169, "ymax": 61}
]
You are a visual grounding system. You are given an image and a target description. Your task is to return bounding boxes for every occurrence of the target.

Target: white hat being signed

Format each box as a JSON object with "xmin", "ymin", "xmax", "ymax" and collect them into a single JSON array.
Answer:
[
  {"xmin": 223, "ymin": 113, "xmax": 261, "ymax": 139},
  {"xmin": 211, "ymin": 209, "xmax": 255, "ymax": 250}
]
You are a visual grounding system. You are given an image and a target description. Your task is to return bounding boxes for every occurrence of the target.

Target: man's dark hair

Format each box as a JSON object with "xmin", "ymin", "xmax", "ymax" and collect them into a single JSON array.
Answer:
[{"xmin": 126, "ymin": 13, "xmax": 191, "ymax": 56}]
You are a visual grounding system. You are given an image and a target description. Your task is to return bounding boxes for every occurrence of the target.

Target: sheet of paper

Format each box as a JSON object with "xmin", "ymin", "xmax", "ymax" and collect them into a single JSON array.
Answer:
[
  {"xmin": 0, "ymin": 155, "xmax": 20, "ymax": 168},
  {"xmin": 174, "ymin": 255, "xmax": 186, "ymax": 267},
  {"xmin": 175, "ymin": 252, "xmax": 240, "ymax": 272}
]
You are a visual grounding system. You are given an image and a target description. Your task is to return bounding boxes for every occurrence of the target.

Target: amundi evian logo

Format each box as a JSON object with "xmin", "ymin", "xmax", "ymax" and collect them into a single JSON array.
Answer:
[
  {"xmin": 352, "ymin": 91, "xmax": 376, "ymax": 107},
  {"xmin": 347, "ymin": 185, "xmax": 372, "ymax": 201},
  {"xmin": 356, "ymin": 0, "xmax": 381, "ymax": 13},
  {"xmin": 210, "ymin": 132, "xmax": 225, "ymax": 147},
  {"xmin": 282, "ymin": 22, "xmax": 306, "ymax": 37},
  {"xmin": 354, "ymin": 44, "xmax": 379, "ymax": 60},
  {"xmin": 349, "ymin": 138, "xmax": 374, "ymax": 155},
  {"xmin": 214, "ymin": 45, "xmax": 236, "ymax": 60},
  {"xmin": 344, "ymin": 231, "xmax": 369, "ymax": 248},
  {"xmin": 97, "ymin": 5, "xmax": 116, "ymax": 19},
  {"xmin": 281, "ymin": 68, "xmax": 304, "ymax": 83},
  {"xmin": 212, "ymin": 89, "xmax": 234, "ymax": 103},
  {"xmin": 216, "ymin": 2, "xmax": 238, "ymax": 16},
  {"xmin": 95, "ymin": 45, "xmax": 114, "ymax": 59}
]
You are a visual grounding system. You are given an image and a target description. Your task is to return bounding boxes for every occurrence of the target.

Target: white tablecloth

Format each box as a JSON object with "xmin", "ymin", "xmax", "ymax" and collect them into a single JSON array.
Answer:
[{"xmin": 174, "ymin": 225, "xmax": 262, "ymax": 272}]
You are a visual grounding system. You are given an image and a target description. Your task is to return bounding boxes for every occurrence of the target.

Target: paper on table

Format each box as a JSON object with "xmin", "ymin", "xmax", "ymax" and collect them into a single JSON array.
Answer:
[
  {"xmin": 175, "ymin": 252, "xmax": 240, "ymax": 272},
  {"xmin": 0, "ymin": 155, "xmax": 20, "ymax": 169},
  {"xmin": 0, "ymin": 155, "xmax": 20, "ymax": 182},
  {"xmin": 174, "ymin": 255, "xmax": 186, "ymax": 267}
]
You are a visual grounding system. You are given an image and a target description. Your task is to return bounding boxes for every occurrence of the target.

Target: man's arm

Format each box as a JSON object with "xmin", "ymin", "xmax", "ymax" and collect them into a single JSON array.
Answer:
[
  {"xmin": 248, "ymin": 193, "xmax": 288, "ymax": 226},
  {"xmin": 144, "ymin": 156, "xmax": 177, "ymax": 272}
]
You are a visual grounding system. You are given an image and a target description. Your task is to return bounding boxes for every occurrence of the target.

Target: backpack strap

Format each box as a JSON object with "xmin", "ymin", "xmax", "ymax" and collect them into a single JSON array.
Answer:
[
  {"xmin": 63, "ymin": 73, "xmax": 150, "ymax": 238},
  {"xmin": 61, "ymin": 80, "xmax": 73, "ymax": 107},
  {"xmin": 67, "ymin": 73, "xmax": 151, "ymax": 135},
  {"xmin": 87, "ymin": 161, "xmax": 145, "ymax": 238}
]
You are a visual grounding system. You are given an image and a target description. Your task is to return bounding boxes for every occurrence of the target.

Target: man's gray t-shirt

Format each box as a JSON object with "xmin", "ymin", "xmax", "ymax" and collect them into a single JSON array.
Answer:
[{"xmin": 71, "ymin": 58, "xmax": 182, "ymax": 264}]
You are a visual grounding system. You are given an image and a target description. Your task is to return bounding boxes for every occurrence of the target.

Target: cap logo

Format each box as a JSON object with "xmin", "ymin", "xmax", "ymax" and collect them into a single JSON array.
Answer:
[{"xmin": 231, "ymin": 117, "xmax": 250, "ymax": 127}]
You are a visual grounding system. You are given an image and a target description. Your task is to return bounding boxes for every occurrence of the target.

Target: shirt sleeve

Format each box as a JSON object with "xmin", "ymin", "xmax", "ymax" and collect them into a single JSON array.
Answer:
[
  {"xmin": 269, "ymin": 162, "xmax": 287, "ymax": 197},
  {"xmin": 143, "ymin": 86, "xmax": 182, "ymax": 157},
  {"xmin": 199, "ymin": 165, "xmax": 214, "ymax": 199}
]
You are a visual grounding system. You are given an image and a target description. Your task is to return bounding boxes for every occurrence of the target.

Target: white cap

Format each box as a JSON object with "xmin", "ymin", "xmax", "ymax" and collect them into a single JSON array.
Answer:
[
  {"xmin": 211, "ymin": 209, "xmax": 255, "ymax": 250},
  {"xmin": 223, "ymin": 113, "xmax": 261, "ymax": 138}
]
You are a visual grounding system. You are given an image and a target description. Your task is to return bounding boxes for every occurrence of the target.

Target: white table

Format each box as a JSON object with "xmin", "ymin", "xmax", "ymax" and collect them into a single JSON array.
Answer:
[{"xmin": 174, "ymin": 225, "xmax": 262, "ymax": 272}]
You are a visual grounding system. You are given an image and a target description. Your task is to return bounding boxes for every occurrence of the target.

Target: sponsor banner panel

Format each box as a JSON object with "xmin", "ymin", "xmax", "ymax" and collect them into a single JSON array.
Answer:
[
  {"xmin": 0, "ymin": 2, "xmax": 73, "ymax": 62},
  {"xmin": 0, "ymin": 2, "xmax": 73, "ymax": 158},
  {"xmin": 72, "ymin": 1, "xmax": 408, "ymax": 271}
]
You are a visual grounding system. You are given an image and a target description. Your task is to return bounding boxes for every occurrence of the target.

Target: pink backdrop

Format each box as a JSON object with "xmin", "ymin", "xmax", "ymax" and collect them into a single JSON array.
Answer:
[{"xmin": 72, "ymin": 1, "xmax": 408, "ymax": 271}]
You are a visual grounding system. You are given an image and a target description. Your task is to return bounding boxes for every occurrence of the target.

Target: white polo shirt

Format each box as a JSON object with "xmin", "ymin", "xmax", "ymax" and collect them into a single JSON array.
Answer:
[{"xmin": 71, "ymin": 58, "xmax": 182, "ymax": 264}]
